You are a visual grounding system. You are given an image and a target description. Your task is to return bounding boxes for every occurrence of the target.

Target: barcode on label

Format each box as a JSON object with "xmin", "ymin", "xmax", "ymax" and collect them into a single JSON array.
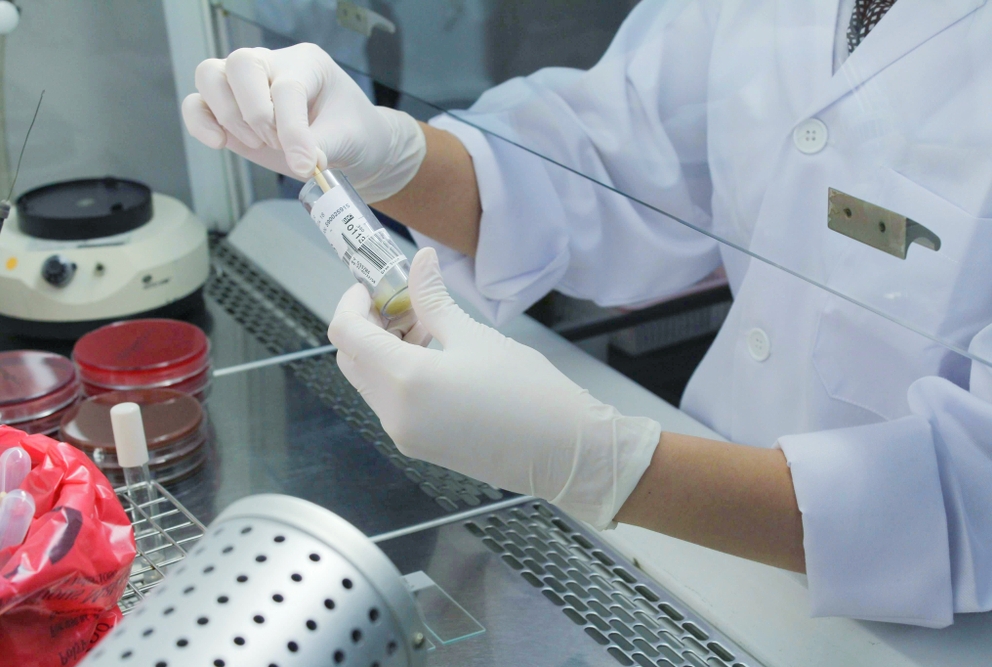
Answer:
[{"xmin": 342, "ymin": 229, "xmax": 404, "ymax": 286}]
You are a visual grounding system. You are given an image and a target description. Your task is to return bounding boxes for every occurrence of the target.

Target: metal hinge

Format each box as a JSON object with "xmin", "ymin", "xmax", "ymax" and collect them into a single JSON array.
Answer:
[{"xmin": 827, "ymin": 188, "xmax": 941, "ymax": 259}]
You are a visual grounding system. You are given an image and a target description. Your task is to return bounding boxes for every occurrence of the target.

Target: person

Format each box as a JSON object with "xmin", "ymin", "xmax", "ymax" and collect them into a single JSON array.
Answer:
[{"xmin": 182, "ymin": 0, "xmax": 992, "ymax": 628}]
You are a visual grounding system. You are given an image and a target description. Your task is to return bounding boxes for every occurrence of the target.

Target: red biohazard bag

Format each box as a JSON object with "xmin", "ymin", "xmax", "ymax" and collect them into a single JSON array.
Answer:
[{"xmin": 0, "ymin": 425, "xmax": 136, "ymax": 667}]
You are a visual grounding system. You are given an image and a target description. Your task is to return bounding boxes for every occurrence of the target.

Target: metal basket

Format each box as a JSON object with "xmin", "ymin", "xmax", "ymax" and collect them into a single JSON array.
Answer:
[
  {"xmin": 83, "ymin": 494, "xmax": 427, "ymax": 667},
  {"xmin": 116, "ymin": 481, "xmax": 206, "ymax": 614}
]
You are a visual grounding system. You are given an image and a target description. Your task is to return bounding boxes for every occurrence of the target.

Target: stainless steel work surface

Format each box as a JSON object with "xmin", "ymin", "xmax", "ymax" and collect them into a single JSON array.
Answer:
[
  {"xmin": 0, "ymin": 239, "xmax": 509, "ymax": 534},
  {"xmin": 156, "ymin": 239, "xmax": 507, "ymax": 532},
  {"xmin": 0, "ymin": 228, "xmax": 828, "ymax": 666},
  {"xmin": 377, "ymin": 500, "xmax": 761, "ymax": 667},
  {"xmin": 167, "ymin": 354, "xmax": 507, "ymax": 533},
  {"xmin": 0, "ymin": 233, "xmax": 759, "ymax": 666}
]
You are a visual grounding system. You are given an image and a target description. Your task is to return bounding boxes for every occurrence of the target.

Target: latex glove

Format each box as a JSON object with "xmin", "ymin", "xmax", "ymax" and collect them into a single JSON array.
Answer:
[
  {"xmin": 181, "ymin": 44, "xmax": 426, "ymax": 203},
  {"xmin": 328, "ymin": 248, "xmax": 662, "ymax": 529}
]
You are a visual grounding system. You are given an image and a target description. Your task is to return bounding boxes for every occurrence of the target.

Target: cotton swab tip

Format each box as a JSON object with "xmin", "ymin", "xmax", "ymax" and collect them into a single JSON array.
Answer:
[{"xmin": 313, "ymin": 168, "xmax": 332, "ymax": 193}]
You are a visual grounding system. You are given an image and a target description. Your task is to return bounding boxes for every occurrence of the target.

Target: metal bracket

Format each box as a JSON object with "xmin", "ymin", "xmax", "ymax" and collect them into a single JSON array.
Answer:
[
  {"xmin": 828, "ymin": 188, "xmax": 940, "ymax": 259},
  {"xmin": 336, "ymin": 1, "xmax": 396, "ymax": 37}
]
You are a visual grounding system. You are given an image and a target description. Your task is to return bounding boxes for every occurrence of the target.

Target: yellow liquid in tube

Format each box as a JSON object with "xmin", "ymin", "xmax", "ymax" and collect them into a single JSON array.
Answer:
[{"xmin": 376, "ymin": 287, "xmax": 412, "ymax": 318}]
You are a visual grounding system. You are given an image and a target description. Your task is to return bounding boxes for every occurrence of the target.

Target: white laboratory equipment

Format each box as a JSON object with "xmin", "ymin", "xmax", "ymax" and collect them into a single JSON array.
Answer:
[{"xmin": 0, "ymin": 178, "xmax": 209, "ymax": 339}]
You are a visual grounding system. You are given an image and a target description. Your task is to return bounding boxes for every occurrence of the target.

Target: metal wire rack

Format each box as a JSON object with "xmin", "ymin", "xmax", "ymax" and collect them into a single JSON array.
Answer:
[{"xmin": 115, "ymin": 481, "xmax": 205, "ymax": 614}]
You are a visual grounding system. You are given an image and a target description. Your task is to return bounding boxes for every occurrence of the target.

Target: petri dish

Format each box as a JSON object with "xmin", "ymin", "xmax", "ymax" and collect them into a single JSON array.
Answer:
[
  {"xmin": 15, "ymin": 404, "xmax": 79, "ymax": 436},
  {"xmin": 81, "ymin": 365, "xmax": 212, "ymax": 401},
  {"xmin": 59, "ymin": 388, "xmax": 207, "ymax": 485},
  {"xmin": 0, "ymin": 350, "xmax": 80, "ymax": 424},
  {"xmin": 72, "ymin": 319, "xmax": 210, "ymax": 388}
]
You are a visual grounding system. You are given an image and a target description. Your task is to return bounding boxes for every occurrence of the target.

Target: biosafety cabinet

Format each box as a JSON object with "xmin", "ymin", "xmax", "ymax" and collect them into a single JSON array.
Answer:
[{"xmin": 3, "ymin": 2, "xmax": 991, "ymax": 666}]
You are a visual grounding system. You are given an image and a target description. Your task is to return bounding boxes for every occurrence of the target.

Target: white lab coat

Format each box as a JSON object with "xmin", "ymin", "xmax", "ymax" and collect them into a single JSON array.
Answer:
[{"xmin": 411, "ymin": 0, "xmax": 992, "ymax": 627}]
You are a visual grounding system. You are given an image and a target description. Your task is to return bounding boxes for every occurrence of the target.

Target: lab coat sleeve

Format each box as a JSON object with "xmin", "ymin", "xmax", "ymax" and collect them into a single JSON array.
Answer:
[
  {"xmin": 410, "ymin": 0, "xmax": 723, "ymax": 325},
  {"xmin": 777, "ymin": 324, "xmax": 992, "ymax": 627}
]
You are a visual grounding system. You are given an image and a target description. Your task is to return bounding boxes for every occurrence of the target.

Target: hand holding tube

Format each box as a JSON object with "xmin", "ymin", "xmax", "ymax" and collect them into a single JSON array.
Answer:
[
  {"xmin": 181, "ymin": 44, "xmax": 426, "ymax": 203},
  {"xmin": 328, "ymin": 248, "xmax": 662, "ymax": 528}
]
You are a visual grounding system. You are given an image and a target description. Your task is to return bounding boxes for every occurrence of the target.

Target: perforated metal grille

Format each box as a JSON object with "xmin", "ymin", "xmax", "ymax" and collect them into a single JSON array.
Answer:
[
  {"xmin": 92, "ymin": 512, "xmax": 413, "ymax": 667},
  {"xmin": 206, "ymin": 240, "xmax": 504, "ymax": 511},
  {"xmin": 465, "ymin": 503, "xmax": 758, "ymax": 667},
  {"xmin": 208, "ymin": 240, "xmax": 326, "ymax": 354}
]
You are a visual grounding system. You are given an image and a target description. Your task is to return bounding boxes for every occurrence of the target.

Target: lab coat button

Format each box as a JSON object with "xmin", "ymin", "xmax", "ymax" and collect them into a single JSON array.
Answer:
[
  {"xmin": 793, "ymin": 118, "xmax": 828, "ymax": 154},
  {"xmin": 747, "ymin": 328, "xmax": 770, "ymax": 361}
]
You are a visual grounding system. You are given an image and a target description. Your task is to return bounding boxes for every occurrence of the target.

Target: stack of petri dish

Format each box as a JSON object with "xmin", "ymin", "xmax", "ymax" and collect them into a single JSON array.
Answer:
[
  {"xmin": 59, "ymin": 388, "xmax": 207, "ymax": 485},
  {"xmin": 72, "ymin": 319, "xmax": 211, "ymax": 402},
  {"xmin": 0, "ymin": 350, "xmax": 81, "ymax": 435}
]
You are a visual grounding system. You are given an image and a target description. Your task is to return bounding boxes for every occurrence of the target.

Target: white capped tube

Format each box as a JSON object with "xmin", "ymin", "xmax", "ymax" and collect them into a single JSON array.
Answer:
[
  {"xmin": 110, "ymin": 402, "xmax": 157, "ymax": 517},
  {"xmin": 110, "ymin": 402, "xmax": 149, "ymax": 468}
]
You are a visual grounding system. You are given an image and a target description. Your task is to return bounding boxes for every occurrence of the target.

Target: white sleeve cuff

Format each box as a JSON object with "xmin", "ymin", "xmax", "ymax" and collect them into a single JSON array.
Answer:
[
  {"xmin": 777, "ymin": 416, "xmax": 953, "ymax": 627},
  {"xmin": 409, "ymin": 114, "xmax": 571, "ymax": 326}
]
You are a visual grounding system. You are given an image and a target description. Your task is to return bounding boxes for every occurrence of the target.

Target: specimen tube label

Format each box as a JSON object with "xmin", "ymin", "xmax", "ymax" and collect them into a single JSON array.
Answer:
[{"xmin": 309, "ymin": 186, "xmax": 404, "ymax": 287}]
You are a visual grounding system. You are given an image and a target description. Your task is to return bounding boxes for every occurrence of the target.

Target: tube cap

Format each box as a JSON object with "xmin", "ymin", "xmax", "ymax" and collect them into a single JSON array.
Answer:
[{"xmin": 110, "ymin": 402, "xmax": 148, "ymax": 467}]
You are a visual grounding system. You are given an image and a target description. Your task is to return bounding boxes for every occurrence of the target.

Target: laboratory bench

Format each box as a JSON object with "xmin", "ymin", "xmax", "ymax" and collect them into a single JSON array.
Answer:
[{"xmin": 3, "ymin": 200, "xmax": 990, "ymax": 667}]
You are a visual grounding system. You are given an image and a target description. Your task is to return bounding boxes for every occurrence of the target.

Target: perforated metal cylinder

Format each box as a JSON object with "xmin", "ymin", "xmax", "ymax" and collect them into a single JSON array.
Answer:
[{"xmin": 81, "ymin": 495, "xmax": 427, "ymax": 667}]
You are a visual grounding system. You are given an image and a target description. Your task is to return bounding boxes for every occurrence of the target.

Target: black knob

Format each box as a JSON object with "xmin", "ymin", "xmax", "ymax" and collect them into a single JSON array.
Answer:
[{"xmin": 41, "ymin": 254, "xmax": 76, "ymax": 287}]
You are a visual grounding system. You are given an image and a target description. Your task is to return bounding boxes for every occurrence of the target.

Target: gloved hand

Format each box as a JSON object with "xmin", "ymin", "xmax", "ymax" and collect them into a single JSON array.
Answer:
[
  {"xmin": 328, "ymin": 248, "xmax": 662, "ymax": 529},
  {"xmin": 181, "ymin": 44, "xmax": 426, "ymax": 203}
]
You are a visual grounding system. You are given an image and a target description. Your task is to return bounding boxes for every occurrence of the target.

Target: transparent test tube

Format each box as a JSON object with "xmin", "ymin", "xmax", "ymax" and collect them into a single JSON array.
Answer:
[
  {"xmin": 299, "ymin": 169, "xmax": 419, "ymax": 337},
  {"xmin": 110, "ymin": 402, "xmax": 166, "ymax": 576},
  {"xmin": 110, "ymin": 403, "xmax": 156, "ymax": 510}
]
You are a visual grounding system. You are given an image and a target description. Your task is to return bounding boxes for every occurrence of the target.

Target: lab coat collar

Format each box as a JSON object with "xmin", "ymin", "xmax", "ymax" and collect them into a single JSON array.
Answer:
[{"xmin": 792, "ymin": 0, "xmax": 987, "ymax": 120}]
